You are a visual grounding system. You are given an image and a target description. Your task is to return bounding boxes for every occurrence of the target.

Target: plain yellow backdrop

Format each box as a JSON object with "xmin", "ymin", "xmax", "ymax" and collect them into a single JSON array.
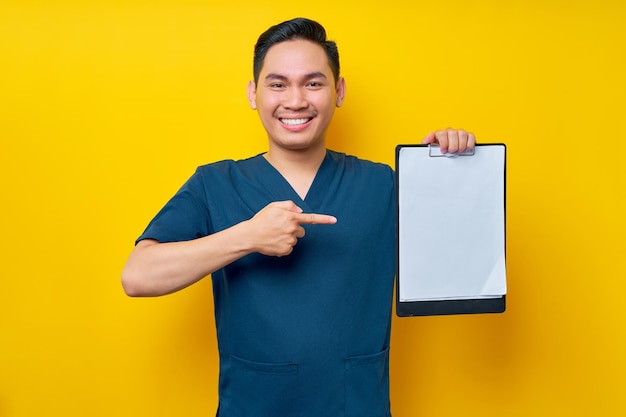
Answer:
[{"xmin": 1, "ymin": 1, "xmax": 624, "ymax": 416}]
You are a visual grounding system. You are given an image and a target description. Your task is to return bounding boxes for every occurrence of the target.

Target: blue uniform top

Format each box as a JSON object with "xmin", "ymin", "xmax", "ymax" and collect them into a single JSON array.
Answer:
[{"xmin": 137, "ymin": 150, "xmax": 396, "ymax": 417}]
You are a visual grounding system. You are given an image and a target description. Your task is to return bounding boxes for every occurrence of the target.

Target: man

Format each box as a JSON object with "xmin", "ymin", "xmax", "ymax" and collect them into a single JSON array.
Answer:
[{"xmin": 122, "ymin": 17, "xmax": 475, "ymax": 417}]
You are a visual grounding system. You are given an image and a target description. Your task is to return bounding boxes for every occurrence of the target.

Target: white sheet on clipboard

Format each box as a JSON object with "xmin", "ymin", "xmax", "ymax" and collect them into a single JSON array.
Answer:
[{"xmin": 397, "ymin": 145, "xmax": 507, "ymax": 302}]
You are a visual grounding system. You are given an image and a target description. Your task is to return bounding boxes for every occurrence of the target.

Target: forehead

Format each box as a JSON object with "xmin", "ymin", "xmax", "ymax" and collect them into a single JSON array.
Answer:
[{"xmin": 260, "ymin": 39, "xmax": 332, "ymax": 78}]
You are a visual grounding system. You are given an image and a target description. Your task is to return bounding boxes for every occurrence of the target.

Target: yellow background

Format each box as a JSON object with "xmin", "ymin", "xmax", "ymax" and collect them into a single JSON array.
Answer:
[{"xmin": 1, "ymin": 1, "xmax": 624, "ymax": 416}]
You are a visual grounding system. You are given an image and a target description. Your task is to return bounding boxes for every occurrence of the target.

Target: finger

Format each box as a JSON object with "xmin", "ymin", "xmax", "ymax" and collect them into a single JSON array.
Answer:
[
  {"xmin": 421, "ymin": 132, "xmax": 436, "ymax": 145},
  {"xmin": 446, "ymin": 128, "xmax": 459, "ymax": 153},
  {"xmin": 276, "ymin": 246, "xmax": 294, "ymax": 257},
  {"xmin": 467, "ymin": 132, "xmax": 476, "ymax": 148},
  {"xmin": 271, "ymin": 200, "xmax": 303, "ymax": 213},
  {"xmin": 295, "ymin": 225, "xmax": 306, "ymax": 239},
  {"xmin": 295, "ymin": 212, "xmax": 337, "ymax": 225},
  {"xmin": 434, "ymin": 130, "xmax": 449, "ymax": 153},
  {"xmin": 457, "ymin": 129, "xmax": 469, "ymax": 152}
]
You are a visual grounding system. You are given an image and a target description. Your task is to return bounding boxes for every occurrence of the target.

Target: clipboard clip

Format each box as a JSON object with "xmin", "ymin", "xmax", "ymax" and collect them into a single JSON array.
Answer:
[{"xmin": 428, "ymin": 144, "xmax": 475, "ymax": 158}]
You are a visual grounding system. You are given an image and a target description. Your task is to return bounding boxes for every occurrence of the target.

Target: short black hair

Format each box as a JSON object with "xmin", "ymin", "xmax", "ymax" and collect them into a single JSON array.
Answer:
[{"xmin": 253, "ymin": 17, "xmax": 340, "ymax": 84}]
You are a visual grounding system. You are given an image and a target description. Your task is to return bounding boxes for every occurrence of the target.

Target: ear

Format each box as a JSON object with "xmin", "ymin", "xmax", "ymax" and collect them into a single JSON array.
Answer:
[
  {"xmin": 247, "ymin": 80, "xmax": 257, "ymax": 110},
  {"xmin": 335, "ymin": 77, "xmax": 346, "ymax": 108}
]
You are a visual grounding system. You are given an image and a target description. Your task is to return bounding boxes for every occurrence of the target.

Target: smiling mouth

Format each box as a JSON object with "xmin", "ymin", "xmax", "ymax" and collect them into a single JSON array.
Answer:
[{"xmin": 280, "ymin": 117, "xmax": 313, "ymax": 126}]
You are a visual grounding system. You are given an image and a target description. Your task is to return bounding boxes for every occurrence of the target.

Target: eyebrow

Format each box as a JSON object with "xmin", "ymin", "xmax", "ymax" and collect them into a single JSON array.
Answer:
[{"xmin": 263, "ymin": 72, "xmax": 328, "ymax": 82}]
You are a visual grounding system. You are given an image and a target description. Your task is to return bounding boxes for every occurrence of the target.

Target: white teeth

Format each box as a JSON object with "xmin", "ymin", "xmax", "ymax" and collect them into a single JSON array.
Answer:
[{"xmin": 281, "ymin": 118, "xmax": 310, "ymax": 126}]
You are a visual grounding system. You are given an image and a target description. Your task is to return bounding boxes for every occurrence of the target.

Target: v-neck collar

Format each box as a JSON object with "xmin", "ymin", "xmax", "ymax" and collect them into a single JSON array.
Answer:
[{"xmin": 253, "ymin": 150, "xmax": 337, "ymax": 212}]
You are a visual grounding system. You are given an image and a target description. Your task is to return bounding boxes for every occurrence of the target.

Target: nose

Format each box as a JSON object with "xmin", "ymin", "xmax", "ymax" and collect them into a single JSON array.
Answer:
[{"xmin": 284, "ymin": 86, "xmax": 308, "ymax": 110}]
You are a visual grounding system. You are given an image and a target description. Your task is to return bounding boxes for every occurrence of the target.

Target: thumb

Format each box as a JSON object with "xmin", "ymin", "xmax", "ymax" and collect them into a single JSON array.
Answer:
[{"xmin": 272, "ymin": 200, "xmax": 303, "ymax": 213}]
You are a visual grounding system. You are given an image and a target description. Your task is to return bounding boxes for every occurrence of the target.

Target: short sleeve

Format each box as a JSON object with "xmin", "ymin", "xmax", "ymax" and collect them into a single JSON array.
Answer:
[{"xmin": 136, "ymin": 169, "xmax": 211, "ymax": 244}]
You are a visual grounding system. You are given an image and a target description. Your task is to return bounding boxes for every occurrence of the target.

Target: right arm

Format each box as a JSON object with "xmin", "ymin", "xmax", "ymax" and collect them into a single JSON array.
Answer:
[{"xmin": 121, "ymin": 200, "xmax": 336, "ymax": 297}]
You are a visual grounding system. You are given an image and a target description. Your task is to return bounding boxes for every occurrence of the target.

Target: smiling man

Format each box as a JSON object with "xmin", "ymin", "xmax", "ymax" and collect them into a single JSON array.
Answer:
[
  {"xmin": 247, "ymin": 28, "xmax": 346, "ymax": 200},
  {"xmin": 122, "ymin": 17, "xmax": 475, "ymax": 417}
]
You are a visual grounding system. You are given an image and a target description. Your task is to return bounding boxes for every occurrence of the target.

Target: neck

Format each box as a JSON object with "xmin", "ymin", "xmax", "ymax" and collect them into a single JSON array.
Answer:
[
  {"xmin": 265, "ymin": 139, "xmax": 327, "ymax": 172},
  {"xmin": 263, "ymin": 144, "xmax": 327, "ymax": 200}
]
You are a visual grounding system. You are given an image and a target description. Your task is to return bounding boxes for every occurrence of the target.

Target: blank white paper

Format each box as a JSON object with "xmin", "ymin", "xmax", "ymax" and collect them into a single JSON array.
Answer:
[{"xmin": 397, "ymin": 145, "xmax": 507, "ymax": 302}]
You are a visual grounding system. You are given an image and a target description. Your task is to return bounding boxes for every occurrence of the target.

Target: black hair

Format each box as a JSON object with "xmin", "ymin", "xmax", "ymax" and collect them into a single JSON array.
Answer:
[{"xmin": 253, "ymin": 17, "xmax": 340, "ymax": 84}]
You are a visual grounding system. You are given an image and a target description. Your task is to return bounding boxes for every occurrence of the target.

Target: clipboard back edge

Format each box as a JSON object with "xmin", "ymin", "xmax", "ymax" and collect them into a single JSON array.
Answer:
[{"xmin": 396, "ymin": 296, "xmax": 506, "ymax": 317}]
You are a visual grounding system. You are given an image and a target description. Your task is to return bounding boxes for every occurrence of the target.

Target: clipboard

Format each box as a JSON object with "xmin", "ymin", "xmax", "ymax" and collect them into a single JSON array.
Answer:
[{"xmin": 396, "ymin": 143, "xmax": 507, "ymax": 317}]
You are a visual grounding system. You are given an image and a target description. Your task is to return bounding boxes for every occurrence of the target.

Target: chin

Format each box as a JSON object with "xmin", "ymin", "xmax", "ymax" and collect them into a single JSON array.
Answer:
[{"xmin": 272, "ymin": 135, "xmax": 324, "ymax": 150}]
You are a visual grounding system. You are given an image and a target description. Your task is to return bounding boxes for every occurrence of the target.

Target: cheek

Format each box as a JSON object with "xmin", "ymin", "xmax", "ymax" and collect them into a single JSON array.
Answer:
[
  {"xmin": 316, "ymin": 99, "xmax": 337, "ymax": 118},
  {"xmin": 312, "ymin": 94, "xmax": 336, "ymax": 111},
  {"xmin": 257, "ymin": 97, "xmax": 279, "ymax": 114},
  {"xmin": 256, "ymin": 104, "xmax": 278, "ymax": 128}
]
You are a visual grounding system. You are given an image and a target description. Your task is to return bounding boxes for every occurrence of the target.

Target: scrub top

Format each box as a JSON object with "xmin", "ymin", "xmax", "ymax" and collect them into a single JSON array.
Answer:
[{"xmin": 137, "ymin": 150, "xmax": 396, "ymax": 417}]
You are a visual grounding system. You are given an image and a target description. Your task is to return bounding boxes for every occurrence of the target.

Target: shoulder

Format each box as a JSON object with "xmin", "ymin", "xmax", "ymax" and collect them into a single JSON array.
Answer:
[
  {"xmin": 328, "ymin": 150, "xmax": 393, "ymax": 177},
  {"xmin": 195, "ymin": 154, "xmax": 264, "ymax": 175},
  {"xmin": 189, "ymin": 154, "xmax": 267, "ymax": 187},
  {"xmin": 178, "ymin": 154, "xmax": 265, "ymax": 196}
]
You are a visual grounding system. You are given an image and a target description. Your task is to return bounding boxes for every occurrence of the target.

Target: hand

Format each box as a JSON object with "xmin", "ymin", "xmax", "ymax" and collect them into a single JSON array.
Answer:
[
  {"xmin": 422, "ymin": 128, "xmax": 476, "ymax": 154},
  {"xmin": 248, "ymin": 201, "xmax": 337, "ymax": 257}
]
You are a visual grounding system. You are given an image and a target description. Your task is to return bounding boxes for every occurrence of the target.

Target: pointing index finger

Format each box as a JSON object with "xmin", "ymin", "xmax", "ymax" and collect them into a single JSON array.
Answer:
[{"xmin": 296, "ymin": 212, "xmax": 337, "ymax": 225}]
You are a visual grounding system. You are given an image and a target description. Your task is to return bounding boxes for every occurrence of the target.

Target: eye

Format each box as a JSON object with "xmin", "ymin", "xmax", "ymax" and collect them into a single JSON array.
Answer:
[{"xmin": 307, "ymin": 81, "xmax": 324, "ymax": 88}]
